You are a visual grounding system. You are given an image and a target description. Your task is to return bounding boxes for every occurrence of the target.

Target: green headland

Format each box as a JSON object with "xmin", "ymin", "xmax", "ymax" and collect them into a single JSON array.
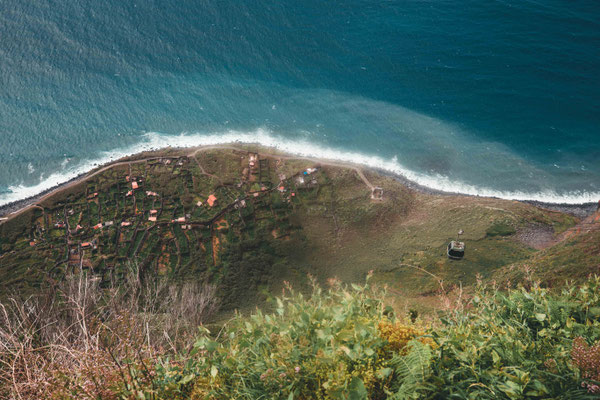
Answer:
[{"xmin": 1, "ymin": 146, "xmax": 600, "ymax": 399}]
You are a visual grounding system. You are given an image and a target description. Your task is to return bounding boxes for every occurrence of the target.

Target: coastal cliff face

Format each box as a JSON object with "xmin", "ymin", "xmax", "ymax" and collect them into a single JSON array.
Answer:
[{"xmin": 1, "ymin": 148, "xmax": 598, "ymax": 312}]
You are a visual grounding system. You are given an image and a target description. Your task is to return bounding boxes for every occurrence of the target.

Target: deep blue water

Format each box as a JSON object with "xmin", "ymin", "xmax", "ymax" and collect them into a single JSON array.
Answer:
[{"xmin": 1, "ymin": 0, "xmax": 599, "ymax": 204}]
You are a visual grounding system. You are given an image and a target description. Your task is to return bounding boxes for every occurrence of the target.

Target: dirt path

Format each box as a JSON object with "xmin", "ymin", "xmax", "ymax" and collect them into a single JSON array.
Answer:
[
  {"xmin": 355, "ymin": 168, "xmax": 375, "ymax": 190},
  {"xmin": 556, "ymin": 211, "xmax": 600, "ymax": 242},
  {"xmin": 189, "ymin": 145, "xmax": 375, "ymax": 192},
  {"xmin": 523, "ymin": 211, "xmax": 600, "ymax": 250},
  {"xmin": 191, "ymin": 154, "xmax": 223, "ymax": 185},
  {"xmin": 1, "ymin": 143, "xmax": 588, "ymax": 227},
  {"xmin": 0, "ymin": 158, "xmax": 151, "ymax": 224}
]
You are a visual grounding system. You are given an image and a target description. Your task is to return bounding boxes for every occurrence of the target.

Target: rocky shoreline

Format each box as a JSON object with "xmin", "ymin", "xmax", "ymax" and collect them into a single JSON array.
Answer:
[
  {"xmin": 0, "ymin": 172, "xmax": 87, "ymax": 218},
  {"xmin": 1, "ymin": 145, "xmax": 596, "ymax": 220},
  {"xmin": 373, "ymin": 167, "xmax": 596, "ymax": 219}
]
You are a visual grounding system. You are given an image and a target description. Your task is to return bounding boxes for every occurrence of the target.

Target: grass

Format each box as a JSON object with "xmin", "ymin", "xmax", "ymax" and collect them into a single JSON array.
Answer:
[{"xmin": 0, "ymin": 148, "xmax": 592, "ymax": 314}]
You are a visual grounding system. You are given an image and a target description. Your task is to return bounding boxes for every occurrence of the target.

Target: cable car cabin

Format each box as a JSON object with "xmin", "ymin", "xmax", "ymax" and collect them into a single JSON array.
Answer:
[{"xmin": 447, "ymin": 241, "xmax": 465, "ymax": 260}]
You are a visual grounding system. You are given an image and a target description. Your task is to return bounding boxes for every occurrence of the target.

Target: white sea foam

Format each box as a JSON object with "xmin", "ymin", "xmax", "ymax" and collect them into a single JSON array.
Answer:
[{"xmin": 1, "ymin": 128, "xmax": 598, "ymax": 208}]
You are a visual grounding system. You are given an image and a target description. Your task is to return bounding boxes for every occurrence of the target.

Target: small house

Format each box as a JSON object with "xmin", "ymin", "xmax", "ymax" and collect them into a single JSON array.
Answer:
[
  {"xmin": 81, "ymin": 242, "xmax": 91, "ymax": 249},
  {"xmin": 371, "ymin": 187, "xmax": 383, "ymax": 200},
  {"xmin": 93, "ymin": 223, "xmax": 103, "ymax": 230},
  {"xmin": 207, "ymin": 195, "xmax": 217, "ymax": 207},
  {"xmin": 131, "ymin": 181, "xmax": 139, "ymax": 190},
  {"xmin": 149, "ymin": 209, "xmax": 158, "ymax": 215},
  {"xmin": 121, "ymin": 221, "xmax": 131, "ymax": 227},
  {"xmin": 148, "ymin": 216, "xmax": 157, "ymax": 222}
]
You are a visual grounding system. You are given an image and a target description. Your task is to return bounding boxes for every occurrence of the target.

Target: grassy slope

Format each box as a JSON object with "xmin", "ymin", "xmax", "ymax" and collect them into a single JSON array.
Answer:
[{"xmin": 1, "ymin": 148, "xmax": 597, "ymax": 315}]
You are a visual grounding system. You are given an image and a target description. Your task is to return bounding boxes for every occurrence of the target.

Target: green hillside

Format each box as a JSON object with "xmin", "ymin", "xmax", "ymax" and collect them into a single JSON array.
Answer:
[
  {"xmin": 2, "ymin": 147, "xmax": 600, "ymax": 399},
  {"xmin": 1, "ymin": 147, "xmax": 598, "ymax": 313}
]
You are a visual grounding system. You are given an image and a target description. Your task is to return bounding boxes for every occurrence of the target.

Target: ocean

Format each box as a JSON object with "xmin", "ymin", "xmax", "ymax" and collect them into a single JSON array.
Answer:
[{"xmin": 1, "ymin": 0, "xmax": 599, "ymax": 205}]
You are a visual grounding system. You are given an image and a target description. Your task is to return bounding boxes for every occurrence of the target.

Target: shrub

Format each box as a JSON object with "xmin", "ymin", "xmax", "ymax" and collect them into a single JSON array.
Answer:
[
  {"xmin": 428, "ymin": 277, "xmax": 600, "ymax": 399},
  {"xmin": 154, "ymin": 276, "xmax": 435, "ymax": 400},
  {"xmin": 149, "ymin": 276, "xmax": 600, "ymax": 399},
  {"xmin": 486, "ymin": 222, "xmax": 517, "ymax": 237},
  {"xmin": 5, "ymin": 270, "xmax": 600, "ymax": 399}
]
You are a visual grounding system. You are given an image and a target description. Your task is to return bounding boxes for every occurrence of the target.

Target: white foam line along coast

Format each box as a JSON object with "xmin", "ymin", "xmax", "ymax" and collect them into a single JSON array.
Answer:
[{"xmin": 1, "ymin": 128, "xmax": 598, "ymax": 209}]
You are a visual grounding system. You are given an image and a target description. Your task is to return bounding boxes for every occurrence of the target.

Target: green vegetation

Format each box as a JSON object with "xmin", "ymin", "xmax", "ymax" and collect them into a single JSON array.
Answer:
[
  {"xmin": 486, "ymin": 221, "xmax": 517, "ymax": 237},
  {"xmin": 1, "ymin": 147, "xmax": 600, "ymax": 398},
  {"xmin": 139, "ymin": 276, "xmax": 600, "ymax": 399},
  {"xmin": 8, "ymin": 275, "xmax": 596, "ymax": 399},
  {"xmin": 1, "ymin": 148, "xmax": 599, "ymax": 314}
]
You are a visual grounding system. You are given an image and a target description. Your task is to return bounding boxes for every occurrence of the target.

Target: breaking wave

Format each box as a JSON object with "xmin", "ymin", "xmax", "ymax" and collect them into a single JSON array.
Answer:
[{"xmin": 1, "ymin": 128, "xmax": 598, "ymax": 208}]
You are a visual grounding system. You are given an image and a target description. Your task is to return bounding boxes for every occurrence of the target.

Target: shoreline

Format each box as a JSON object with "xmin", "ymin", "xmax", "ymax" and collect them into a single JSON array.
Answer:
[{"xmin": 0, "ymin": 144, "xmax": 596, "ymax": 221}]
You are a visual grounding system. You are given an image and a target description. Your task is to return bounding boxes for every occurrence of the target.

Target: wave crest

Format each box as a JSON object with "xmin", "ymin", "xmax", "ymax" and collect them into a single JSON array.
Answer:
[{"xmin": 1, "ymin": 128, "xmax": 598, "ymax": 207}]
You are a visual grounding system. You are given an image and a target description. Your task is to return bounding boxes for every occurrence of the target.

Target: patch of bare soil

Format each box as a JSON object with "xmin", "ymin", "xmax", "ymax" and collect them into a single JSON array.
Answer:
[{"xmin": 516, "ymin": 224, "xmax": 556, "ymax": 250}]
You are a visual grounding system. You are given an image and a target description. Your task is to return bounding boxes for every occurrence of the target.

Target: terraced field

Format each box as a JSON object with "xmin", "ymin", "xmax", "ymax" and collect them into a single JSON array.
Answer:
[{"xmin": 1, "ymin": 147, "xmax": 598, "ymax": 313}]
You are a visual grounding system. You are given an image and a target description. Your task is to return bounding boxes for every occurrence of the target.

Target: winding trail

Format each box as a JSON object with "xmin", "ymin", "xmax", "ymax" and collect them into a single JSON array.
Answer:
[
  {"xmin": 2, "ymin": 143, "xmax": 589, "ymax": 227},
  {"xmin": 556, "ymin": 211, "xmax": 600, "ymax": 243}
]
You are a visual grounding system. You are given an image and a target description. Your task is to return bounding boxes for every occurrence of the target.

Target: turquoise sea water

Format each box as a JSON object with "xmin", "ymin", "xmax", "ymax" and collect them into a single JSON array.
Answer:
[{"xmin": 0, "ymin": 0, "xmax": 599, "ymax": 205}]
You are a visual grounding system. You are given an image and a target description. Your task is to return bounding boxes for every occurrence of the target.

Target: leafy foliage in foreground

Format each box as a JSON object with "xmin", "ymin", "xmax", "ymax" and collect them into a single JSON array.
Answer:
[
  {"xmin": 430, "ymin": 279, "xmax": 600, "ymax": 399},
  {"xmin": 139, "ymin": 276, "xmax": 600, "ymax": 399},
  {"xmin": 182, "ymin": 277, "xmax": 434, "ymax": 400},
  {"xmin": 4, "ymin": 274, "xmax": 600, "ymax": 399}
]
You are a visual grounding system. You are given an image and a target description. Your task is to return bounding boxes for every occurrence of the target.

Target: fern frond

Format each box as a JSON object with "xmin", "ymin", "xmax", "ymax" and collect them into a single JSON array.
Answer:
[{"xmin": 388, "ymin": 340, "xmax": 433, "ymax": 400}]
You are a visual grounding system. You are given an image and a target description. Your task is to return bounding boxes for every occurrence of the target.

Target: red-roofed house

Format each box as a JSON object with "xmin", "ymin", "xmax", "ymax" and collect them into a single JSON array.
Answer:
[
  {"xmin": 132, "ymin": 181, "xmax": 139, "ymax": 190},
  {"xmin": 121, "ymin": 221, "xmax": 131, "ymax": 227},
  {"xmin": 93, "ymin": 223, "xmax": 103, "ymax": 230},
  {"xmin": 81, "ymin": 242, "xmax": 91, "ymax": 249},
  {"xmin": 148, "ymin": 216, "xmax": 157, "ymax": 222},
  {"xmin": 207, "ymin": 194, "xmax": 217, "ymax": 207},
  {"xmin": 149, "ymin": 209, "xmax": 158, "ymax": 215}
]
